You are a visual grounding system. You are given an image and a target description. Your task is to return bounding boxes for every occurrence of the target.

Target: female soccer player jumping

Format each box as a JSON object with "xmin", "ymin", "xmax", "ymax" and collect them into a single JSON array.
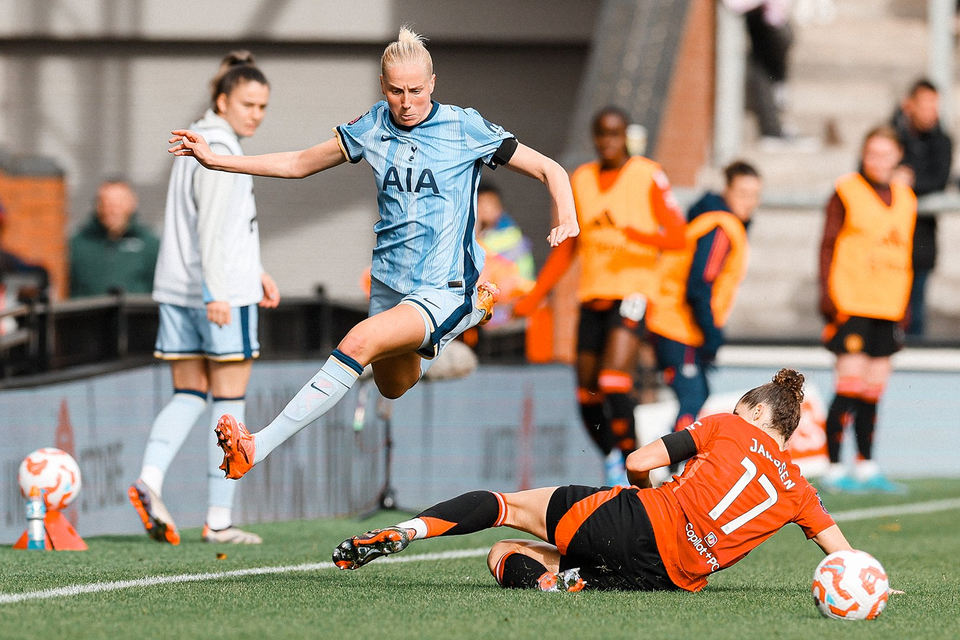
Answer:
[
  {"xmin": 167, "ymin": 27, "xmax": 578, "ymax": 480},
  {"xmin": 334, "ymin": 370, "xmax": 853, "ymax": 593}
]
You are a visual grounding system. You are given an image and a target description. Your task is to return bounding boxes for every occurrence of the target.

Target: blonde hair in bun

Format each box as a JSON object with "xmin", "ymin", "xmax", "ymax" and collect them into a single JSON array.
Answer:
[{"xmin": 381, "ymin": 26, "xmax": 433, "ymax": 76}]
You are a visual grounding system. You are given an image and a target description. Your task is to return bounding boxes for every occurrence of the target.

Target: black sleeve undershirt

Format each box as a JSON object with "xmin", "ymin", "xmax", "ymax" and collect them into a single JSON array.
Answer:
[
  {"xmin": 662, "ymin": 430, "xmax": 697, "ymax": 464},
  {"xmin": 490, "ymin": 137, "xmax": 518, "ymax": 167}
]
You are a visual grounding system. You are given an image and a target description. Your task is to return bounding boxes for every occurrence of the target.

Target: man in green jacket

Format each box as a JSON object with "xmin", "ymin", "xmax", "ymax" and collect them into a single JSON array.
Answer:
[{"xmin": 70, "ymin": 179, "xmax": 160, "ymax": 298}]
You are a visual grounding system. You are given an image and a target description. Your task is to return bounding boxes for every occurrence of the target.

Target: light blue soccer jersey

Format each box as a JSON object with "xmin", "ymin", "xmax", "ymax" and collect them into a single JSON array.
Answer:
[{"xmin": 335, "ymin": 101, "xmax": 515, "ymax": 294}]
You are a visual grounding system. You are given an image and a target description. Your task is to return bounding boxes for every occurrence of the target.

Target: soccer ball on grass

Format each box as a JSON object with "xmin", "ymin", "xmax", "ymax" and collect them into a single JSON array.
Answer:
[
  {"xmin": 812, "ymin": 549, "xmax": 889, "ymax": 620},
  {"xmin": 18, "ymin": 447, "xmax": 82, "ymax": 511}
]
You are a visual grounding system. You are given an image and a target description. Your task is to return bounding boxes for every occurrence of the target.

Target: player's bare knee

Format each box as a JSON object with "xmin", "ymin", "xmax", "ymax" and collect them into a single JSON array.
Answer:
[
  {"xmin": 487, "ymin": 541, "xmax": 516, "ymax": 575},
  {"xmin": 337, "ymin": 332, "xmax": 367, "ymax": 363}
]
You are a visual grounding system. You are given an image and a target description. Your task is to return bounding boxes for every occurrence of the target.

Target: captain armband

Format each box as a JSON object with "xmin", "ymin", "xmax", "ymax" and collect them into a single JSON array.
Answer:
[
  {"xmin": 490, "ymin": 137, "xmax": 519, "ymax": 167},
  {"xmin": 662, "ymin": 430, "xmax": 697, "ymax": 465}
]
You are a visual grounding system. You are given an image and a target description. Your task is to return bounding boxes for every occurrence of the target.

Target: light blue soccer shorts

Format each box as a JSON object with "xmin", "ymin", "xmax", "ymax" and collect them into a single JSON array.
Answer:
[
  {"xmin": 368, "ymin": 277, "xmax": 484, "ymax": 360},
  {"xmin": 154, "ymin": 303, "xmax": 260, "ymax": 362}
]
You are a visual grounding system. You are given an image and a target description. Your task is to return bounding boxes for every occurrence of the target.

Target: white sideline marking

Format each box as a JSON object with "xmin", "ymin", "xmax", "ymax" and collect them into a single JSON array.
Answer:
[
  {"xmin": 830, "ymin": 497, "xmax": 960, "ymax": 522},
  {"xmin": 3, "ymin": 497, "xmax": 960, "ymax": 605},
  {"xmin": 0, "ymin": 547, "xmax": 488, "ymax": 605}
]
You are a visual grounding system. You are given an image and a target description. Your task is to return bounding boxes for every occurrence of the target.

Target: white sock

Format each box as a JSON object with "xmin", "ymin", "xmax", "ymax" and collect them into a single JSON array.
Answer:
[
  {"xmin": 139, "ymin": 465, "xmax": 165, "ymax": 497},
  {"xmin": 854, "ymin": 459, "xmax": 879, "ymax": 480},
  {"xmin": 139, "ymin": 391, "xmax": 207, "ymax": 494},
  {"xmin": 206, "ymin": 506, "xmax": 232, "ymax": 531},
  {"xmin": 208, "ymin": 398, "xmax": 244, "ymax": 524},
  {"xmin": 825, "ymin": 462, "xmax": 847, "ymax": 480},
  {"xmin": 396, "ymin": 518, "xmax": 428, "ymax": 540},
  {"xmin": 253, "ymin": 350, "xmax": 362, "ymax": 463}
]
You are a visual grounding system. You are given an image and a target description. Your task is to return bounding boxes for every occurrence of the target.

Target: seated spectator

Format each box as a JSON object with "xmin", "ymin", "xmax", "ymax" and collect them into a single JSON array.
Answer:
[
  {"xmin": 70, "ymin": 178, "xmax": 160, "ymax": 297},
  {"xmin": 475, "ymin": 182, "xmax": 535, "ymax": 327},
  {"xmin": 890, "ymin": 78, "xmax": 952, "ymax": 338}
]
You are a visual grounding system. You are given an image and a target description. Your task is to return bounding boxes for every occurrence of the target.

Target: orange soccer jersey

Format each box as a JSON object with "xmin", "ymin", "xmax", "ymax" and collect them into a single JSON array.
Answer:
[{"xmin": 637, "ymin": 413, "xmax": 835, "ymax": 591}]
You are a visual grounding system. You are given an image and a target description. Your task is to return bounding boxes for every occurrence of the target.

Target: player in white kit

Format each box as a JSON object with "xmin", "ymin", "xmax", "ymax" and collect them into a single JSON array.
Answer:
[
  {"xmin": 129, "ymin": 52, "xmax": 280, "ymax": 545},
  {"xmin": 168, "ymin": 27, "xmax": 579, "ymax": 482}
]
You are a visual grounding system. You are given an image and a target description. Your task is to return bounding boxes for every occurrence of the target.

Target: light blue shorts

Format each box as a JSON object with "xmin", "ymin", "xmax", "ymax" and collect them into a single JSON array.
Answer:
[
  {"xmin": 154, "ymin": 303, "xmax": 260, "ymax": 362},
  {"xmin": 368, "ymin": 277, "xmax": 484, "ymax": 359}
]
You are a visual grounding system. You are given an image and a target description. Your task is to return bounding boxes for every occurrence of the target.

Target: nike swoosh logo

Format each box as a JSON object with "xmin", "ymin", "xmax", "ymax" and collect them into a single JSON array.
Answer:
[
  {"xmin": 381, "ymin": 134, "xmax": 392, "ymax": 141},
  {"xmin": 310, "ymin": 380, "xmax": 334, "ymax": 396}
]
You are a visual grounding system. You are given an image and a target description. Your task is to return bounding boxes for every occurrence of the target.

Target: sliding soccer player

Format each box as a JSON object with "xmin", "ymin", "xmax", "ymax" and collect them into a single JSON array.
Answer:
[{"xmin": 335, "ymin": 370, "xmax": 853, "ymax": 592}]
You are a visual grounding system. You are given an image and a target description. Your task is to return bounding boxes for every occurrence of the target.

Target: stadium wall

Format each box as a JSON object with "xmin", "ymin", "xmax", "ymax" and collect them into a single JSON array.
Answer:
[
  {"xmin": 2, "ymin": 355, "xmax": 957, "ymax": 542},
  {"xmin": 0, "ymin": 164, "xmax": 68, "ymax": 300}
]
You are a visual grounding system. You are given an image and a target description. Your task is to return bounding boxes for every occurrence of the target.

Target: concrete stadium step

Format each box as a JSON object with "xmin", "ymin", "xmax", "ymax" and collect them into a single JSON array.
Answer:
[
  {"xmin": 792, "ymin": 17, "xmax": 926, "ymax": 71},
  {"xmin": 739, "ymin": 0, "xmax": 930, "ymax": 194},
  {"xmin": 737, "ymin": 146, "xmax": 853, "ymax": 195}
]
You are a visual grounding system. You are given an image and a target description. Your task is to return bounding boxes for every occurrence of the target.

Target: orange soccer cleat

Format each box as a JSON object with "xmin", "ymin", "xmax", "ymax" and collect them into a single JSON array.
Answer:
[
  {"xmin": 215, "ymin": 414, "xmax": 256, "ymax": 480},
  {"xmin": 476, "ymin": 281, "xmax": 500, "ymax": 326},
  {"xmin": 128, "ymin": 480, "xmax": 180, "ymax": 545}
]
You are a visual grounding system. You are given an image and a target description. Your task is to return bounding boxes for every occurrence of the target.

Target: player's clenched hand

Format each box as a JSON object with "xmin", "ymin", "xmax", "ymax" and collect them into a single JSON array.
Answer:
[
  {"xmin": 547, "ymin": 220, "xmax": 579, "ymax": 247},
  {"xmin": 169, "ymin": 130, "xmax": 217, "ymax": 168},
  {"xmin": 207, "ymin": 300, "xmax": 231, "ymax": 327},
  {"xmin": 259, "ymin": 272, "xmax": 281, "ymax": 309}
]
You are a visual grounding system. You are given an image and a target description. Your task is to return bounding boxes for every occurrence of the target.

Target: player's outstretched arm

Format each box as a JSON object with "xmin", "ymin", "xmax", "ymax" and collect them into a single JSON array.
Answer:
[
  {"xmin": 625, "ymin": 439, "xmax": 671, "ymax": 488},
  {"xmin": 811, "ymin": 525, "xmax": 853, "ymax": 555},
  {"xmin": 168, "ymin": 132, "xmax": 347, "ymax": 178},
  {"xmin": 503, "ymin": 143, "xmax": 579, "ymax": 247}
]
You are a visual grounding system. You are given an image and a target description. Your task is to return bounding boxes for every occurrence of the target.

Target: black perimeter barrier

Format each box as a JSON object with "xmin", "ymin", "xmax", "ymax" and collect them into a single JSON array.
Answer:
[{"xmin": 0, "ymin": 291, "xmax": 371, "ymax": 387}]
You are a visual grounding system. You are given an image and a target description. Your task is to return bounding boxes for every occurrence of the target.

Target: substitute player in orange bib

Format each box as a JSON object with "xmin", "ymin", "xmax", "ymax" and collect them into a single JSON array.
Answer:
[
  {"xmin": 514, "ymin": 107, "xmax": 685, "ymax": 486},
  {"xmin": 818, "ymin": 126, "xmax": 916, "ymax": 494},
  {"xmin": 647, "ymin": 161, "xmax": 760, "ymax": 442},
  {"xmin": 333, "ymin": 369, "xmax": 852, "ymax": 592}
]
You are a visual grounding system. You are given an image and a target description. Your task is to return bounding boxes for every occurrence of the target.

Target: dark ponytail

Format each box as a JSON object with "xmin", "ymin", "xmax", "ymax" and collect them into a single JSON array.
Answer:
[{"xmin": 210, "ymin": 50, "xmax": 268, "ymax": 112}]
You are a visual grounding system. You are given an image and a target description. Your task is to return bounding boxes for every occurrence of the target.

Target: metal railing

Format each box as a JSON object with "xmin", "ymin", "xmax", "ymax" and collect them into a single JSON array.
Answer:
[{"xmin": 0, "ymin": 301, "xmax": 41, "ymax": 377}]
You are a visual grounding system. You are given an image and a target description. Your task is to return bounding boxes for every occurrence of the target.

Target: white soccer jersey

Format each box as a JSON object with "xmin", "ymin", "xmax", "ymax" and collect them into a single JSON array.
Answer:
[
  {"xmin": 335, "ymin": 101, "xmax": 515, "ymax": 294},
  {"xmin": 153, "ymin": 109, "xmax": 264, "ymax": 308}
]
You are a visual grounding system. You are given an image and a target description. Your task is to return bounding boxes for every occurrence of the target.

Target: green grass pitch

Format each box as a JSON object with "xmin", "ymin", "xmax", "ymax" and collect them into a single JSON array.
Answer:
[{"xmin": 1, "ymin": 479, "xmax": 959, "ymax": 640}]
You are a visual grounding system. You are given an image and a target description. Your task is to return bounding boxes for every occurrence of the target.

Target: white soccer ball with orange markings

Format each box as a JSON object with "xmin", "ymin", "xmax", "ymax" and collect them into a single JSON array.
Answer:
[
  {"xmin": 812, "ymin": 549, "xmax": 889, "ymax": 620},
  {"xmin": 17, "ymin": 448, "xmax": 82, "ymax": 511}
]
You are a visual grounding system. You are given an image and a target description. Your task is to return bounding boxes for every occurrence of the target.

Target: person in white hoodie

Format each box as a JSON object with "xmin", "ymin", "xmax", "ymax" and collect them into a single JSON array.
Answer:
[{"xmin": 128, "ymin": 51, "xmax": 280, "ymax": 545}]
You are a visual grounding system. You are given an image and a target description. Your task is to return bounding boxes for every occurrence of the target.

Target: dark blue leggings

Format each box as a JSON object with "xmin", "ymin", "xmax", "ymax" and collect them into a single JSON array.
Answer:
[{"xmin": 654, "ymin": 335, "xmax": 709, "ymax": 431}]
